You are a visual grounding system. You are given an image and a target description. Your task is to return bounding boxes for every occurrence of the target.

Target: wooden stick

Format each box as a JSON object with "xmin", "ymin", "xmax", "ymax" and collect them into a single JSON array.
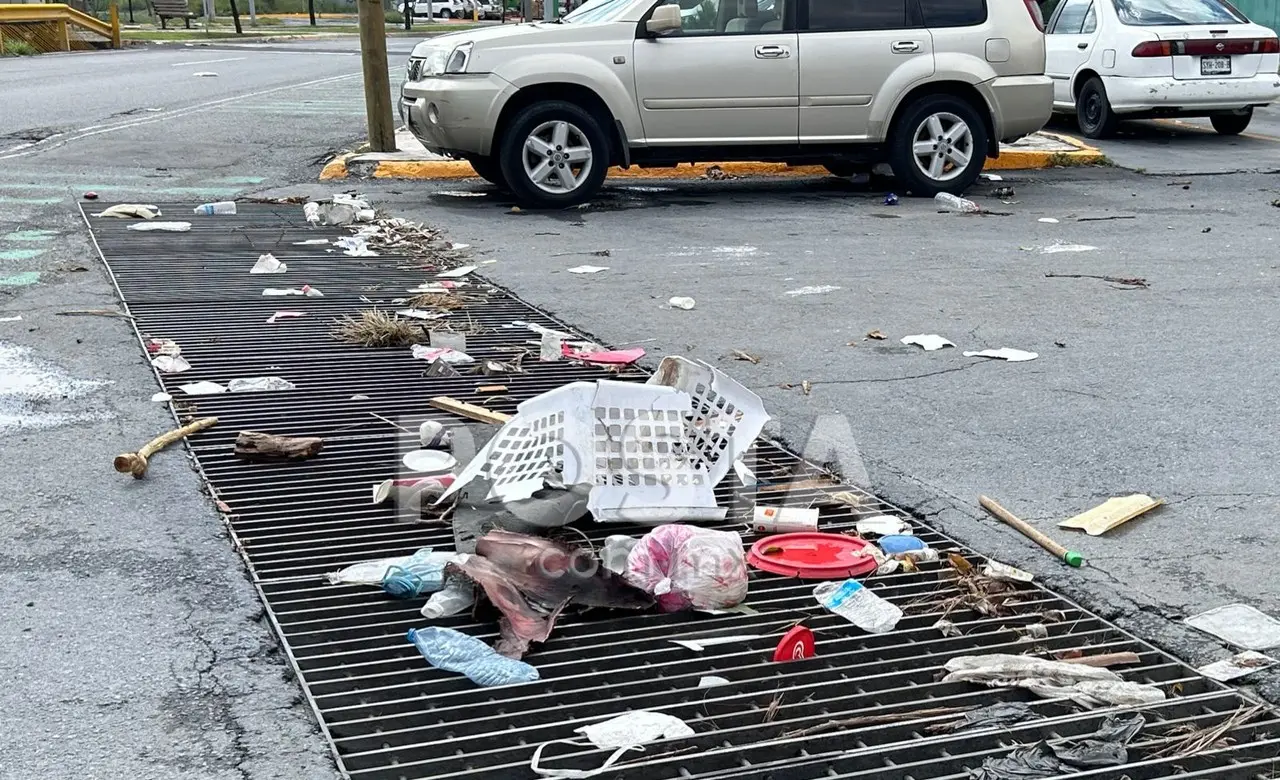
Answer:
[
  {"xmin": 234, "ymin": 431, "xmax": 325, "ymax": 461},
  {"xmin": 114, "ymin": 416, "xmax": 218, "ymax": 478},
  {"xmin": 979, "ymin": 495, "xmax": 1084, "ymax": 567},
  {"xmin": 1059, "ymin": 651, "xmax": 1141, "ymax": 668},
  {"xmin": 428, "ymin": 395, "xmax": 512, "ymax": 424}
]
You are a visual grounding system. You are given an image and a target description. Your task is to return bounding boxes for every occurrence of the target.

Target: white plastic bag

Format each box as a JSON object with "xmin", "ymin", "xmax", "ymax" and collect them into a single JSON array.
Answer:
[
  {"xmin": 624, "ymin": 525, "xmax": 747, "ymax": 612},
  {"xmin": 943, "ymin": 654, "xmax": 1166, "ymax": 708},
  {"xmin": 530, "ymin": 711, "xmax": 694, "ymax": 779}
]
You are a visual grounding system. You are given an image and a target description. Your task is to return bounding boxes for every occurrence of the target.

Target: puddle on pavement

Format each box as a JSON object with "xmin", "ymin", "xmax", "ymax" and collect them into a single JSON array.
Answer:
[{"xmin": 0, "ymin": 341, "xmax": 112, "ymax": 435}]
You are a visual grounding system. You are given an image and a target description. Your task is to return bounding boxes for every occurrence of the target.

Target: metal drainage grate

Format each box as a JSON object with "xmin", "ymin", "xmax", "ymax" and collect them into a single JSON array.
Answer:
[{"xmin": 85, "ymin": 203, "xmax": 1277, "ymax": 780}]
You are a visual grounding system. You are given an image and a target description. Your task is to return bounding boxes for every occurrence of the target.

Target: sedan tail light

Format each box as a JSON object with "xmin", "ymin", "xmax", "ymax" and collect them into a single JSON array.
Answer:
[
  {"xmin": 1023, "ymin": 0, "xmax": 1044, "ymax": 31},
  {"xmin": 1132, "ymin": 40, "xmax": 1173, "ymax": 57}
]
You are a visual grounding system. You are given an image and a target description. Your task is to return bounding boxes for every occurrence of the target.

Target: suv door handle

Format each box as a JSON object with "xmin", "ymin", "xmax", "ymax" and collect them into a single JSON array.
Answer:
[
  {"xmin": 755, "ymin": 44, "xmax": 790, "ymax": 59},
  {"xmin": 1077, "ymin": 42, "xmax": 1089, "ymax": 49},
  {"xmin": 891, "ymin": 40, "xmax": 920, "ymax": 53}
]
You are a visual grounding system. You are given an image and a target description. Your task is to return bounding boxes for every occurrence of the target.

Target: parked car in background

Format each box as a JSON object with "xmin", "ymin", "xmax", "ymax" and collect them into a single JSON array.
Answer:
[
  {"xmin": 411, "ymin": 0, "xmax": 472, "ymax": 18},
  {"xmin": 473, "ymin": 0, "xmax": 503, "ymax": 18},
  {"xmin": 401, "ymin": 0, "xmax": 1053, "ymax": 207},
  {"xmin": 1044, "ymin": 0, "xmax": 1280, "ymax": 137}
]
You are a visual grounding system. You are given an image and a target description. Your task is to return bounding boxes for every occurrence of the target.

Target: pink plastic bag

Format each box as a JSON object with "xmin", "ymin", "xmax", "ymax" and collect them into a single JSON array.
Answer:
[{"xmin": 624, "ymin": 525, "xmax": 748, "ymax": 612}]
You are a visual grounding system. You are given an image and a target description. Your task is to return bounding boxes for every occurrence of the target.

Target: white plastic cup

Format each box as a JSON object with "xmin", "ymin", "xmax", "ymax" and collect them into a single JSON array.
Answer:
[{"xmin": 193, "ymin": 201, "xmax": 236, "ymax": 216}]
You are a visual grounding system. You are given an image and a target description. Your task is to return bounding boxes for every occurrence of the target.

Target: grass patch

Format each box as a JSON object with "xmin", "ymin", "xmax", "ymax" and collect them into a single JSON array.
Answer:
[
  {"xmin": 332, "ymin": 309, "xmax": 424, "ymax": 347},
  {"xmin": 0, "ymin": 39, "xmax": 39, "ymax": 56}
]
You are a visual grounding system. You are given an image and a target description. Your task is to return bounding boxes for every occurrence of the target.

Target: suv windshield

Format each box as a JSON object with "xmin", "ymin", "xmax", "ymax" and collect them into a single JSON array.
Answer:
[
  {"xmin": 1112, "ymin": 0, "xmax": 1245, "ymax": 25},
  {"xmin": 563, "ymin": 0, "xmax": 630, "ymax": 22}
]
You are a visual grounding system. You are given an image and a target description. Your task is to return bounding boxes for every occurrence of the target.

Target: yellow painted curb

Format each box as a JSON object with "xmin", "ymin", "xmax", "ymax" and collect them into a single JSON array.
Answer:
[{"xmin": 320, "ymin": 133, "xmax": 1105, "ymax": 181}]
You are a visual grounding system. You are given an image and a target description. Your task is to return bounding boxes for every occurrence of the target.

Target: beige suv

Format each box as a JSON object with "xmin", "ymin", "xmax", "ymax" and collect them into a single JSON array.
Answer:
[{"xmin": 401, "ymin": 0, "xmax": 1053, "ymax": 207}]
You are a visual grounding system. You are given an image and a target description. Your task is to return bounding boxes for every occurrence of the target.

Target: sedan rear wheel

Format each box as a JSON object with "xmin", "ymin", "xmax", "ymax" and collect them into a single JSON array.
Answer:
[
  {"xmin": 1076, "ymin": 76, "xmax": 1120, "ymax": 139},
  {"xmin": 1210, "ymin": 108, "xmax": 1253, "ymax": 135}
]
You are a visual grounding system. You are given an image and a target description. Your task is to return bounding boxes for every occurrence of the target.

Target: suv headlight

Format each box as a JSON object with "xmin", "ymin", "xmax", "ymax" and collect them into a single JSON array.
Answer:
[{"xmin": 445, "ymin": 41, "xmax": 473, "ymax": 73}]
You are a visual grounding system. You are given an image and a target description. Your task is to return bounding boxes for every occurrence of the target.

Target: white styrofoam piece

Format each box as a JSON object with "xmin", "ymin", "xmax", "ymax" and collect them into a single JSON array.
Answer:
[
  {"xmin": 1186, "ymin": 604, "xmax": 1280, "ymax": 650},
  {"xmin": 963, "ymin": 348, "xmax": 1039, "ymax": 362},
  {"xmin": 901, "ymin": 334, "xmax": 956, "ymax": 351},
  {"xmin": 645, "ymin": 356, "xmax": 769, "ymax": 488}
]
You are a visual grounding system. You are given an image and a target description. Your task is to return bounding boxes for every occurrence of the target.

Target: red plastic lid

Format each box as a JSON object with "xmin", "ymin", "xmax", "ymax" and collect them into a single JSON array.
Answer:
[
  {"xmin": 773, "ymin": 626, "xmax": 816, "ymax": 662},
  {"xmin": 747, "ymin": 532, "xmax": 878, "ymax": 579}
]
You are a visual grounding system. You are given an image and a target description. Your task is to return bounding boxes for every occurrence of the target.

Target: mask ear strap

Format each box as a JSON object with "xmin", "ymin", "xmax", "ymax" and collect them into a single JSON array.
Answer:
[{"xmin": 530, "ymin": 739, "xmax": 645, "ymax": 779}]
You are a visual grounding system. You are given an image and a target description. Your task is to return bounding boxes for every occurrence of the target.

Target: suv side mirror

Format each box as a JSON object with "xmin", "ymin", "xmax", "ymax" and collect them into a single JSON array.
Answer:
[{"xmin": 646, "ymin": 4, "xmax": 681, "ymax": 35}]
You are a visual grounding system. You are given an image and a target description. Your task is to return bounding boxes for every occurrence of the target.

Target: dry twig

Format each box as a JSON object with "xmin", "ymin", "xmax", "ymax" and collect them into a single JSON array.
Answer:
[{"xmin": 780, "ymin": 706, "xmax": 974, "ymax": 739}]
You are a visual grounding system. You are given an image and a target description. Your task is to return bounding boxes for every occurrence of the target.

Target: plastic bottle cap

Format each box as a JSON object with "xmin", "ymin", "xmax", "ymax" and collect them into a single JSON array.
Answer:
[{"xmin": 1064, "ymin": 551, "xmax": 1085, "ymax": 567}]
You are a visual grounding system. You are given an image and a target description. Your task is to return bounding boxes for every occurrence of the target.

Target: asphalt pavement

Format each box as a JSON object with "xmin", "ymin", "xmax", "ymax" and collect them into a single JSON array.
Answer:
[{"xmin": 7, "ymin": 34, "xmax": 1280, "ymax": 777}]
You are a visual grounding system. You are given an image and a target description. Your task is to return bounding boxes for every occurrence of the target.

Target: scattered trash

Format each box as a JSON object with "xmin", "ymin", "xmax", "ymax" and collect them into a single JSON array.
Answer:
[
  {"xmin": 963, "ymin": 348, "xmax": 1039, "ymax": 362},
  {"xmin": 250, "ymin": 253, "xmax": 287, "ymax": 274},
  {"xmin": 450, "ymin": 242, "xmax": 470, "ymax": 251},
  {"xmin": 991, "ymin": 186, "xmax": 1016, "ymax": 198},
  {"xmin": 814, "ymin": 579, "xmax": 903, "ymax": 633},
  {"xmin": 335, "ymin": 235, "xmax": 377, "ymax": 256},
  {"xmin": 402, "ymin": 448, "xmax": 457, "ymax": 474},
  {"xmin": 1186, "ymin": 604, "xmax": 1280, "ymax": 650},
  {"xmin": 983, "ymin": 560, "xmax": 1034, "ymax": 583},
  {"xmin": 178, "ymin": 380, "xmax": 227, "ymax": 395},
  {"xmin": 1077, "ymin": 214, "xmax": 1136, "ymax": 222},
  {"xmin": 934, "ymin": 192, "xmax": 981, "ymax": 213},
  {"xmin": 901, "ymin": 334, "xmax": 955, "ymax": 351},
  {"xmin": 1197, "ymin": 650, "xmax": 1278, "ymax": 682},
  {"xmin": 883, "ymin": 193, "xmax": 899, "ymax": 206},
  {"xmin": 234, "ymin": 431, "xmax": 323, "ymax": 461},
  {"xmin": 561, "ymin": 345, "xmax": 645, "ymax": 365},
  {"xmin": 969, "ymin": 714, "xmax": 1145, "ymax": 779},
  {"xmin": 330, "ymin": 547, "xmax": 449, "ymax": 586},
  {"xmin": 855, "ymin": 515, "xmax": 912, "ymax": 536},
  {"xmin": 703, "ymin": 164, "xmax": 732, "ymax": 180},
  {"xmin": 151, "ymin": 355, "xmax": 190, "ymax": 374},
  {"xmin": 263, "ymin": 288, "xmax": 305, "ymax": 296},
  {"xmin": 932, "ymin": 702, "xmax": 1034, "ymax": 733},
  {"xmin": 95, "ymin": 203, "xmax": 159, "ymax": 219},
  {"xmin": 381, "ymin": 549, "xmax": 461, "ymax": 599},
  {"xmin": 698, "ymin": 676, "xmax": 731, "ymax": 688},
  {"xmin": 372, "ymin": 475, "xmax": 453, "ymax": 506},
  {"xmin": 934, "ymin": 618, "xmax": 962, "ymax": 637},
  {"xmin": 1044, "ymin": 272, "xmax": 1148, "ymax": 288},
  {"xmin": 0, "ymin": 315, "xmax": 22, "ymax": 322},
  {"xmin": 1038, "ymin": 217, "xmax": 1060, "ymax": 224},
  {"xmin": 731, "ymin": 349, "xmax": 760, "ymax": 364},
  {"xmin": 980, "ymin": 496, "xmax": 1084, "ymax": 567},
  {"xmin": 785, "ymin": 285, "xmax": 842, "ymax": 296},
  {"xmin": 407, "ymin": 626, "xmax": 539, "ymax": 687},
  {"xmin": 438, "ymin": 265, "xmax": 477, "ymax": 279},
  {"xmin": 293, "ymin": 238, "xmax": 330, "ymax": 245},
  {"xmin": 1059, "ymin": 494, "xmax": 1163, "ymax": 536},
  {"xmin": 879, "ymin": 534, "xmax": 928, "ymax": 555},
  {"xmin": 113, "ymin": 416, "xmax": 218, "ymax": 478},
  {"xmin": 866, "ymin": 329, "xmax": 886, "ymax": 340},
  {"xmin": 530, "ymin": 711, "xmax": 693, "ymax": 778},
  {"xmin": 801, "ymin": 380, "xmax": 812, "ymax": 395},
  {"xmin": 128, "ymin": 221, "xmax": 191, "ymax": 232},
  {"xmin": 670, "ymin": 634, "xmax": 764, "ymax": 651},
  {"xmin": 1202, "ymin": 227, "xmax": 1212, "ymax": 233},
  {"xmin": 192, "ymin": 71, "xmax": 219, "ymax": 77},
  {"xmin": 1040, "ymin": 243, "xmax": 1098, "ymax": 254},
  {"xmin": 411, "ymin": 344, "xmax": 474, "ymax": 365},
  {"xmin": 980, "ymin": 173, "xmax": 1003, "ymax": 181},
  {"xmin": 265, "ymin": 311, "xmax": 305, "ymax": 324},
  {"xmin": 227, "ymin": 376, "xmax": 295, "ymax": 393},
  {"xmin": 418, "ymin": 420, "xmax": 452, "ymax": 449},
  {"xmin": 751, "ymin": 506, "xmax": 820, "ymax": 534},
  {"xmin": 421, "ymin": 578, "xmax": 475, "ymax": 619},
  {"xmin": 395, "ymin": 308, "xmax": 449, "ymax": 321},
  {"xmin": 733, "ymin": 459, "xmax": 757, "ymax": 486},
  {"xmin": 943, "ymin": 654, "xmax": 1165, "ymax": 707},
  {"xmin": 774, "ymin": 625, "xmax": 816, "ymax": 662},
  {"xmin": 667, "ymin": 296, "xmax": 696, "ymax": 310},
  {"xmin": 83, "ymin": 191, "xmax": 98, "ymax": 200},
  {"xmin": 567, "ymin": 264, "xmax": 609, "ymax": 274},
  {"xmin": 193, "ymin": 201, "xmax": 236, "ymax": 216},
  {"xmin": 624, "ymin": 525, "xmax": 749, "ymax": 611},
  {"xmin": 749, "ymin": 532, "xmax": 877, "ymax": 579},
  {"xmin": 151, "ymin": 392, "xmax": 171, "ymax": 403}
]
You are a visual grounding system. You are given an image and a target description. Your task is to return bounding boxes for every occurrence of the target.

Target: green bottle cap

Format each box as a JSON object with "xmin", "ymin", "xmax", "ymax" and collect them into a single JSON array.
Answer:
[{"xmin": 1064, "ymin": 551, "xmax": 1085, "ymax": 567}]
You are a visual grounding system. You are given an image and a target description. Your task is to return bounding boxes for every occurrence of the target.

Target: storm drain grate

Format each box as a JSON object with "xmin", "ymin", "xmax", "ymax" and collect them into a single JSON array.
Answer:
[{"xmin": 84, "ymin": 203, "xmax": 1277, "ymax": 780}]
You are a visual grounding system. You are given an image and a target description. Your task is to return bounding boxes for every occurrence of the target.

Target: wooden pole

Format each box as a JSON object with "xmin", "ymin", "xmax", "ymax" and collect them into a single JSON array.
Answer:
[
  {"xmin": 109, "ymin": 1, "xmax": 120, "ymax": 48},
  {"xmin": 358, "ymin": 0, "xmax": 396, "ymax": 152},
  {"xmin": 228, "ymin": 0, "xmax": 242, "ymax": 33},
  {"xmin": 307, "ymin": 0, "xmax": 316, "ymax": 25},
  {"xmin": 979, "ymin": 495, "xmax": 1085, "ymax": 567}
]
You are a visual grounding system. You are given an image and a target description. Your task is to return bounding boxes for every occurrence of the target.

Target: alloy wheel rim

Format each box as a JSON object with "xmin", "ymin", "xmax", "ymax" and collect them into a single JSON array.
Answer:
[
  {"xmin": 911, "ymin": 112, "xmax": 973, "ymax": 183},
  {"xmin": 522, "ymin": 120, "xmax": 592, "ymax": 195}
]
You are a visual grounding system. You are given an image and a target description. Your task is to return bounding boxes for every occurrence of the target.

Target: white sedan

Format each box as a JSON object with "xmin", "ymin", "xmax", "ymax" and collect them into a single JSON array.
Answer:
[{"xmin": 1045, "ymin": 0, "xmax": 1280, "ymax": 137}]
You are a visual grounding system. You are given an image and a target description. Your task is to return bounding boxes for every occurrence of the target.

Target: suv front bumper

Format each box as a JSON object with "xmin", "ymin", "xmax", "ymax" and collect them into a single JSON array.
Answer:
[
  {"xmin": 400, "ymin": 73, "xmax": 516, "ymax": 158},
  {"xmin": 980, "ymin": 75, "xmax": 1054, "ymax": 142}
]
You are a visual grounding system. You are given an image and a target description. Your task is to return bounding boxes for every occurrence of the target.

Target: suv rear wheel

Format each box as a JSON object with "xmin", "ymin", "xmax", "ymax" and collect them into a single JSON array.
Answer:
[
  {"xmin": 498, "ymin": 100, "xmax": 609, "ymax": 208},
  {"xmin": 888, "ymin": 94, "xmax": 988, "ymax": 196}
]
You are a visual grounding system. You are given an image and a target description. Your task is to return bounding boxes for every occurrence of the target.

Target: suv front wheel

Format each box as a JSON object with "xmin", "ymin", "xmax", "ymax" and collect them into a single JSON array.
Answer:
[
  {"xmin": 498, "ymin": 100, "xmax": 609, "ymax": 208},
  {"xmin": 888, "ymin": 94, "xmax": 988, "ymax": 196}
]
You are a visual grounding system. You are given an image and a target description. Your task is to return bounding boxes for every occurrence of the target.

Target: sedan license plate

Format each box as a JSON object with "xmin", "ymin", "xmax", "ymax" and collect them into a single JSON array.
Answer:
[{"xmin": 1201, "ymin": 55, "xmax": 1232, "ymax": 75}]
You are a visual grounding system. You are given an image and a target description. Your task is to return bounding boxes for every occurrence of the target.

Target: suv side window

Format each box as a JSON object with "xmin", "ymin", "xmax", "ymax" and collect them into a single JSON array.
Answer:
[
  {"xmin": 668, "ymin": 0, "xmax": 788, "ymax": 34},
  {"xmin": 804, "ymin": 0, "xmax": 910, "ymax": 31},
  {"xmin": 1049, "ymin": 0, "xmax": 1090, "ymax": 32},
  {"xmin": 918, "ymin": 0, "xmax": 986, "ymax": 27}
]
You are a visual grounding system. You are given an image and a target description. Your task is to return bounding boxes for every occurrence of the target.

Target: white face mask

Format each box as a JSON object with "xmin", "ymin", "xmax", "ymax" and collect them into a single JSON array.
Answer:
[{"xmin": 530, "ymin": 711, "xmax": 695, "ymax": 779}]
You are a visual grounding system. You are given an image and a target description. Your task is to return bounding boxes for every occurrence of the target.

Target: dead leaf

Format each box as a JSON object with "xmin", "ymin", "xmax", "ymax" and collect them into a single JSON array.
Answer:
[
  {"xmin": 801, "ymin": 380, "xmax": 812, "ymax": 395},
  {"xmin": 867, "ymin": 329, "xmax": 886, "ymax": 340},
  {"xmin": 732, "ymin": 349, "xmax": 761, "ymax": 364},
  {"xmin": 948, "ymin": 553, "xmax": 973, "ymax": 575}
]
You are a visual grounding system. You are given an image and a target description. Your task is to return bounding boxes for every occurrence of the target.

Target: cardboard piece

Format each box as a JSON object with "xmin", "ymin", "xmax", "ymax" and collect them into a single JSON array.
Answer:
[{"xmin": 1059, "ymin": 494, "xmax": 1163, "ymax": 536}]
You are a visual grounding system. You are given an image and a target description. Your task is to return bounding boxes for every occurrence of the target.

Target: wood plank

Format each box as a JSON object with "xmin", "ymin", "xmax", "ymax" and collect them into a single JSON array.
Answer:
[{"xmin": 428, "ymin": 395, "xmax": 512, "ymax": 424}]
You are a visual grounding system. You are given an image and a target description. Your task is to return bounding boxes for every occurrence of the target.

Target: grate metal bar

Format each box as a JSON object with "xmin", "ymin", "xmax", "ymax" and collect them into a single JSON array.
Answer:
[{"xmin": 85, "ymin": 203, "xmax": 1278, "ymax": 780}]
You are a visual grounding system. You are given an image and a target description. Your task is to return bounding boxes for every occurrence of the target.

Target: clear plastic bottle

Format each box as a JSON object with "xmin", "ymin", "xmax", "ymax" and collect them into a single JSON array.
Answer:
[
  {"xmin": 421, "ymin": 579, "xmax": 475, "ymax": 619},
  {"xmin": 813, "ymin": 579, "xmax": 903, "ymax": 633},
  {"xmin": 193, "ymin": 201, "xmax": 236, "ymax": 215},
  {"xmin": 934, "ymin": 192, "xmax": 981, "ymax": 213},
  {"xmin": 407, "ymin": 626, "xmax": 539, "ymax": 687}
]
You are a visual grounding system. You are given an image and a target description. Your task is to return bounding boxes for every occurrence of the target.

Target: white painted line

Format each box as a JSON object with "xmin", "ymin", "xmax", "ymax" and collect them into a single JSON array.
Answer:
[
  {"xmin": 170, "ymin": 56, "xmax": 247, "ymax": 66},
  {"xmin": 0, "ymin": 71, "xmax": 360, "ymax": 161}
]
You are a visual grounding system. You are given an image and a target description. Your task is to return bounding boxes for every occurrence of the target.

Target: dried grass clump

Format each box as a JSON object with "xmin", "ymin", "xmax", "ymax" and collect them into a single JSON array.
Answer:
[{"xmin": 332, "ymin": 310, "xmax": 423, "ymax": 347}]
